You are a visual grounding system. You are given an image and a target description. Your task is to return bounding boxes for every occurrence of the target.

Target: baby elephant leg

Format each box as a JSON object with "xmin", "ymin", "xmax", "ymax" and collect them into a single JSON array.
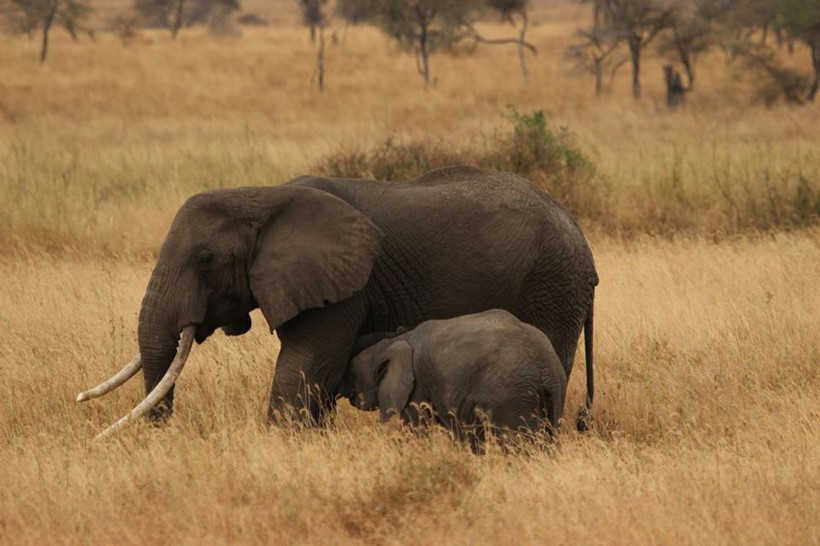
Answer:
[
  {"xmin": 398, "ymin": 402, "xmax": 437, "ymax": 438},
  {"xmin": 441, "ymin": 409, "xmax": 490, "ymax": 454}
]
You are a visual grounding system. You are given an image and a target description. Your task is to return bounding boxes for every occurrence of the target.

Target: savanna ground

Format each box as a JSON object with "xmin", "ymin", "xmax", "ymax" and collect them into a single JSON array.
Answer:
[{"xmin": 1, "ymin": 1, "xmax": 819, "ymax": 544}]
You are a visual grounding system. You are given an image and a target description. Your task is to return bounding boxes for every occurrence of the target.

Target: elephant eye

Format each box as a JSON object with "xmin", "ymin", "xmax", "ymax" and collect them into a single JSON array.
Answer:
[{"xmin": 196, "ymin": 249, "xmax": 215, "ymax": 267}]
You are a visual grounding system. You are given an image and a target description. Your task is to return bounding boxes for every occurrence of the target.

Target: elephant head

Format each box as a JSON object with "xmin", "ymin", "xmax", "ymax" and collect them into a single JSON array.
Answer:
[
  {"xmin": 345, "ymin": 338, "xmax": 414, "ymax": 422},
  {"xmin": 78, "ymin": 185, "xmax": 382, "ymax": 439}
]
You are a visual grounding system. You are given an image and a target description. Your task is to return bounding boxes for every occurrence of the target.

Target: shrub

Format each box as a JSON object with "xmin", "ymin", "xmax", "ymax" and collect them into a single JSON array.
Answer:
[
  {"xmin": 317, "ymin": 138, "xmax": 468, "ymax": 182},
  {"xmin": 477, "ymin": 107, "xmax": 598, "ymax": 216},
  {"xmin": 313, "ymin": 109, "xmax": 820, "ymax": 236},
  {"xmin": 314, "ymin": 109, "xmax": 603, "ymax": 220}
]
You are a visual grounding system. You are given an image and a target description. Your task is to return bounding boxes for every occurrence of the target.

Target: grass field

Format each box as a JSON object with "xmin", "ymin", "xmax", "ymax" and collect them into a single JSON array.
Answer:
[{"xmin": 1, "ymin": 2, "xmax": 819, "ymax": 544}]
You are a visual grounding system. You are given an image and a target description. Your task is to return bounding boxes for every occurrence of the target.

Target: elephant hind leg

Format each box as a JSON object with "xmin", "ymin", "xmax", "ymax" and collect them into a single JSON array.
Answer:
[
  {"xmin": 515, "ymin": 301, "xmax": 581, "ymax": 379},
  {"xmin": 515, "ymin": 251, "xmax": 596, "ymax": 380}
]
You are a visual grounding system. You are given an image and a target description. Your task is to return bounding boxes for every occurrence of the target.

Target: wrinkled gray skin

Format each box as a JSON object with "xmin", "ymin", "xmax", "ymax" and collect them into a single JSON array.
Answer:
[
  {"xmin": 136, "ymin": 165, "xmax": 598, "ymax": 426},
  {"xmin": 341, "ymin": 310, "xmax": 568, "ymax": 446}
]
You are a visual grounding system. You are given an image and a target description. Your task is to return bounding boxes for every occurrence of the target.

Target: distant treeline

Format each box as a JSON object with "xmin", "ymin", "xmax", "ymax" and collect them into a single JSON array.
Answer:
[{"xmin": 1, "ymin": 0, "xmax": 818, "ymax": 104}]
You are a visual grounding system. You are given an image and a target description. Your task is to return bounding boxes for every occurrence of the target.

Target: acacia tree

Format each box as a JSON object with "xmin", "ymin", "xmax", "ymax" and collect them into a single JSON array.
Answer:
[
  {"xmin": 1, "ymin": 0, "xmax": 91, "ymax": 63},
  {"xmin": 777, "ymin": 0, "xmax": 820, "ymax": 101},
  {"xmin": 135, "ymin": 0, "xmax": 185, "ymax": 38},
  {"xmin": 487, "ymin": 0, "xmax": 533, "ymax": 79},
  {"xmin": 721, "ymin": 0, "xmax": 818, "ymax": 104},
  {"xmin": 565, "ymin": 26, "xmax": 625, "ymax": 95},
  {"xmin": 724, "ymin": 0, "xmax": 778, "ymax": 44},
  {"xmin": 297, "ymin": 0, "xmax": 328, "ymax": 42},
  {"xmin": 337, "ymin": 0, "xmax": 486, "ymax": 84},
  {"xmin": 656, "ymin": 1, "xmax": 719, "ymax": 89},
  {"xmin": 600, "ymin": 0, "xmax": 677, "ymax": 98},
  {"xmin": 134, "ymin": 0, "xmax": 238, "ymax": 39},
  {"xmin": 337, "ymin": 0, "xmax": 535, "ymax": 83}
]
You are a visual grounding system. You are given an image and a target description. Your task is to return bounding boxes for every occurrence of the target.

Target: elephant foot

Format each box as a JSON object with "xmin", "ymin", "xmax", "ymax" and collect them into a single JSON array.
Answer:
[
  {"xmin": 267, "ymin": 387, "xmax": 337, "ymax": 428},
  {"xmin": 147, "ymin": 400, "xmax": 174, "ymax": 425}
]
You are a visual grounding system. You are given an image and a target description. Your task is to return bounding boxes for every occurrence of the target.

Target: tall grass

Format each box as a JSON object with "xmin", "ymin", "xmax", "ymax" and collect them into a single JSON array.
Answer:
[
  {"xmin": 1, "ymin": 19, "xmax": 819, "ymax": 255},
  {"xmin": 1, "ymin": 236, "xmax": 818, "ymax": 543},
  {"xmin": 316, "ymin": 109, "xmax": 819, "ymax": 234},
  {"xmin": 0, "ymin": 6, "xmax": 819, "ymax": 544},
  {"xmin": 316, "ymin": 108, "xmax": 601, "ymax": 219}
]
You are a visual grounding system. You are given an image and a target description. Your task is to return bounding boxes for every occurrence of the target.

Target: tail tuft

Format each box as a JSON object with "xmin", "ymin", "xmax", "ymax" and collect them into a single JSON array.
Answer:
[{"xmin": 576, "ymin": 405, "xmax": 591, "ymax": 432}]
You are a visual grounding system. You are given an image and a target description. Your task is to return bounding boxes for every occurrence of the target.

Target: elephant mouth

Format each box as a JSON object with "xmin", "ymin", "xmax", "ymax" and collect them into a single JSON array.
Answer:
[
  {"xmin": 195, "ymin": 323, "xmax": 215, "ymax": 344},
  {"xmin": 196, "ymin": 309, "xmax": 253, "ymax": 343}
]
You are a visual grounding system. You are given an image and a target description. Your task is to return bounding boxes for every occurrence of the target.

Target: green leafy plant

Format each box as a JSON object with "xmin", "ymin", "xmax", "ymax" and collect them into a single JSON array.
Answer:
[{"xmin": 314, "ymin": 108, "xmax": 601, "ymax": 219}]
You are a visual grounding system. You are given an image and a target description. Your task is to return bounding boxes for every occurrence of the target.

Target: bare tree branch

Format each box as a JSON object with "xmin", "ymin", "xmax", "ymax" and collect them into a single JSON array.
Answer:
[{"xmin": 463, "ymin": 22, "xmax": 537, "ymax": 54}]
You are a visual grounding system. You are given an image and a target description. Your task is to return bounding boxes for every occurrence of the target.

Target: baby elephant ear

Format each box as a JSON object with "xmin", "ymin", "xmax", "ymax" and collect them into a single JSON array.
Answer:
[
  {"xmin": 249, "ymin": 186, "xmax": 383, "ymax": 332},
  {"xmin": 378, "ymin": 340, "xmax": 414, "ymax": 422}
]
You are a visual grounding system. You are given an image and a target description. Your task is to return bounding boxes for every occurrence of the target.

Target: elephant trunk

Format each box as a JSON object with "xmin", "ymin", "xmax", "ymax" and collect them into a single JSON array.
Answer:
[
  {"xmin": 94, "ymin": 326, "xmax": 195, "ymax": 440},
  {"xmin": 138, "ymin": 266, "xmax": 185, "ymax": 421}
]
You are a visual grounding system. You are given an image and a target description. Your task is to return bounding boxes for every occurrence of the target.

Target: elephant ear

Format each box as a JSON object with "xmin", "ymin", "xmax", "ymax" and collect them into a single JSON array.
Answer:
[
  {"xmin": 249, "ymin": 187, "xmax": 383, "ymax": 332},
  {"xmin": 377, "ymin": 340, "xmax": 415, "ymax": 423}
]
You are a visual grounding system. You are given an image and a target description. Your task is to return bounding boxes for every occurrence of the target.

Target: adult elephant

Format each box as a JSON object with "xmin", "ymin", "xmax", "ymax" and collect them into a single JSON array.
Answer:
[{"xmin": 78, "ymin": 165, "xmax": 598, "ymax": 438}]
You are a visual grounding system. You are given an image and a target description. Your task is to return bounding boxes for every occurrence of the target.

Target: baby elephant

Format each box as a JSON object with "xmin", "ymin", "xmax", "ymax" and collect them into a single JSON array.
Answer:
[{"xmin": 342, "ymin": 310, "xmax": 567, "ymax": 446}]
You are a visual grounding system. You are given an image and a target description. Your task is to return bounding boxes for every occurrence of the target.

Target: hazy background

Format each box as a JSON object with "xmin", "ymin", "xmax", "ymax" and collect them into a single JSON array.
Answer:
[{"xmin": 1, "ymin": 0, "xmax": 819, "ymax": 544}]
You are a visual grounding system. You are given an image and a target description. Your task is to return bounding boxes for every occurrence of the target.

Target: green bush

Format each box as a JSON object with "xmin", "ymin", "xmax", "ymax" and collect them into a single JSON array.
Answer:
[
  {"xmin": 317, "ymin": 138, "xmax": 468, "ymax": 182},
  {"xmin": 477, "ymin": 107, "xmax": 598, "ymax": 216},
  {"xmin": 314, "ymin": 109, "xmax": 820, "ymax": 236},
  {"xmin": 314, "ymin": 108, "xmax": 602, "ymax": 219}
]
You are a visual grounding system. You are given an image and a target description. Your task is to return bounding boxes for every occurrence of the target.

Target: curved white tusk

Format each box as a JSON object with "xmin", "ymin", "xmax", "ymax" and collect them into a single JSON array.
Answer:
[
  {"xmin": 93, "ymin": 326, "xmax": 196, "ymax": 441},
  {"xmin": 76, "ymin": 354, "xmax": 143, "ymax": 402}
]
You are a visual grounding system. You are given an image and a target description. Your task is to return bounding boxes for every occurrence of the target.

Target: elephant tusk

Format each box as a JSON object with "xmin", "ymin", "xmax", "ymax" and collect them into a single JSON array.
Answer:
[
  {"xmin": 93, "ymin": 326, "xmax": 195, "ymax": 441},
  {"xmin": 76, "ymin": 354, "xmax": 143, "ymax": 402}
]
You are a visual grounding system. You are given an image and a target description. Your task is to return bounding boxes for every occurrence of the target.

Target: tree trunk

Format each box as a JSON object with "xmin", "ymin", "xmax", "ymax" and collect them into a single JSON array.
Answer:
[
  {"xmin": 594, "ymin": 59, "xmax": 603, "ymax": 96},
  {"xmin": 40, "ymin": 2, "xmax": 58, "ymax": 64},
  {"xmin": 629, "ymin": 36, "xmax": 641, "ymax": 99},
  {"xmin": 317, "ymin": 26, "xmax": 325, "ymax": 93},
  {"xmin": 310, "ymin": 23, "xmax": 317, "ymax": 43},
  {"xmin": 518, "ymin": 10, "xmax": 529, "ymax": 81},
  {"xmin": 681, "ymin": 50, "xmax": 694, "ymax": 89},
  {"xmin": 664, "ymin": 65, "xmax": 686, "ymax": 110},
  {"xmin": 171, "ymin": 0, "xmax": 185, "ymax": 40},
  {"xmin": 420, "ymin": 48, "xmax": 430, "ymax": 84},
  {"xmin": 65, "ymin": 20, "xmax": 78, "ymax": 41},
  {"xmin": 808, "ymin": 41, "xmax": 820, "ymax": 102},
  {"xmin": 419, "ymin": 23, "xmax": 430, "ymax": 84}
]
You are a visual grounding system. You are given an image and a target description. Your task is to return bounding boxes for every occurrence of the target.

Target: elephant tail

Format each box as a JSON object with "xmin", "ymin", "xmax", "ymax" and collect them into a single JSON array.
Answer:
[{"xmin": 576, "ymin": 298, "xmax": 594, "ymax": 432}]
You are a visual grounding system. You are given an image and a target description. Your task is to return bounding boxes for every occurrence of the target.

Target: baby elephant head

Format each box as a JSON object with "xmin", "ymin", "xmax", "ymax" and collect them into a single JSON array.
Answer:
[{"xmin": 346, "ymin": 339, "xmax": 414, "ymax": 422}]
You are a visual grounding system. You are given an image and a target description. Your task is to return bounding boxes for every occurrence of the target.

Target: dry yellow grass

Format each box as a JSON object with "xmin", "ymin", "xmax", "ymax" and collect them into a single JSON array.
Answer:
[
  {"xmin": 1, "ymin": 3, "xmax": 819, "ymax": 544},
  {"xmin": 1, "ymin": 235, "xmax": 818, "ymax": 544},
  {"xmin": 1, "ymin": 7, "xmax": 819, "ymax": 254}
]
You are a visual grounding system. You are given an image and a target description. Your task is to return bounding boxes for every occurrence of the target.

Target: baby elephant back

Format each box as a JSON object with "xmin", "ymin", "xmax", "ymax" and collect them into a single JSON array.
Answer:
[{"xmin": 417, "ymin": 310, "xmax": 567, "ymax": 434}]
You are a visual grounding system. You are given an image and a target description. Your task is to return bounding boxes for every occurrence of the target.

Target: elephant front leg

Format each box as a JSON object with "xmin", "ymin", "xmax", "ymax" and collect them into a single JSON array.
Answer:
[
  {"xmin": 268, "ymin": 298, "xmax": 366, "ymax": 427},
  {"xmin": 268, "ymin": 357, "xmax": 334, "ymax": 426}
]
